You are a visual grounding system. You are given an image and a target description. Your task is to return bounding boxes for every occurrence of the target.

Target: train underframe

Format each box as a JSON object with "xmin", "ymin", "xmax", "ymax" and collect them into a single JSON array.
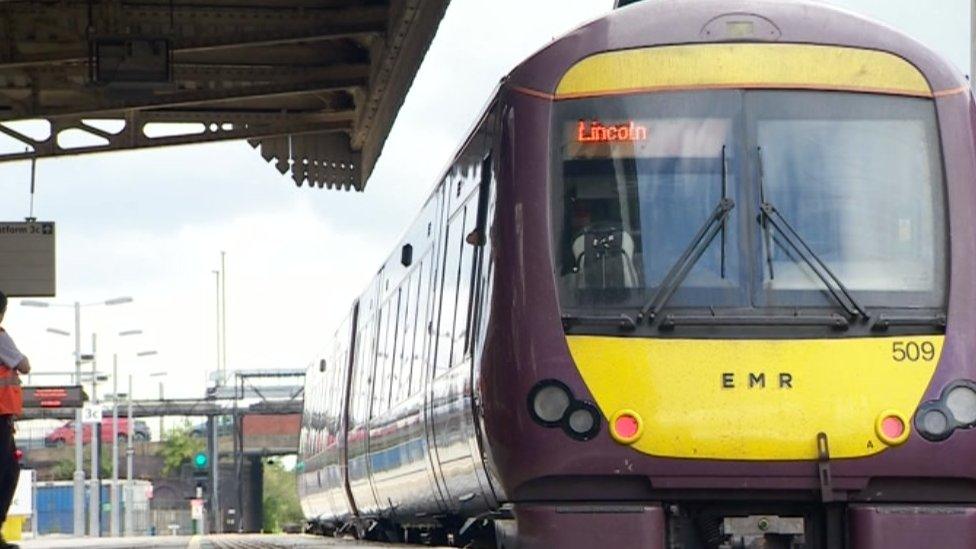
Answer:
[{"xmin": 304, "ymin": 496, "xmax": 976, "ymax": 549}]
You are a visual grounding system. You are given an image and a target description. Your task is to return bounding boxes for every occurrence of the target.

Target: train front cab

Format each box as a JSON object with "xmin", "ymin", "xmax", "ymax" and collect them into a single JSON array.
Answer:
[{"xmin": 486, "ymin": 3, "xmax": 976, "ymax": 549}]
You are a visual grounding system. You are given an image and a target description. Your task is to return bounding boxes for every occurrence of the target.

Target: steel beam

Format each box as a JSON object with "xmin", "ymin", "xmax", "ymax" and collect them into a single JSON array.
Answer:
[
  {"xmin": 19, "ymin": 398, "xmax": 304, "ymax": 421},
  {"xmin": 2, "ymin": 77, "xmax": 365, "ymax": 120},
  {"xmin": 0, "ymin": 4, "xmax": 387, "ymax": 68},
  {"xmin": 0, "ymin": 0, "xmax": 453, "ymax": 189}
]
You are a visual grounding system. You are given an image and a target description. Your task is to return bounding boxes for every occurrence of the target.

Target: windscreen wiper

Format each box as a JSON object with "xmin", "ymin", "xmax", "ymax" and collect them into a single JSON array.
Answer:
[
  {"xmin": 756, "ymin": 147, "xmax": 869, "ymax": 320},
  {"xmin": 637, "ymin": 197, "xmax": 735, "ymax": 323},
  {"xmin": 872, "ymin": 314, "xmax": 947, "ymax": 332},
  {"xmin": 659, "ymin": 313, "xmax": 850, "ymax": 331},
  {"xmin": 562, "ymin": 313, "xmax": 637, "ymax": 332}
]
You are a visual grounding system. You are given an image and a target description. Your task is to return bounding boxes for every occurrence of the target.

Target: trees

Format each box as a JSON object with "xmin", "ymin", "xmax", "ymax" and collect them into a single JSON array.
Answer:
[
  {"xmin": 262, "ymin": 459, "xmax": 302, "ymax": 533},
  {"xmin": 158, "ymin": 421, "xmax": 204, "ymax": 476}
]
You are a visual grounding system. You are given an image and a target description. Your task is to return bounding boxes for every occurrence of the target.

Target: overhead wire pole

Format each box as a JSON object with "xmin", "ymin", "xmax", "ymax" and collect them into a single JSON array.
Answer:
[
  {"xmin": 89, "ymin": 333, "xmax": 99, "ymax": 537},
  {"xmin": 972, "ymin": 0, "xmax": 975, "ymax": 88},
  {"xmin": 111, "ymin": 355, "xmax": 119, "ymax": 537},
  {"xmin": 125, "ymin": 374, "xmax": 134, "ymax": 537},
  {"xmin": 213, "ymin": 267, "xmax": 222, "ymax": 533},
  {"xmin": 221, "ymin": 251, "xmax": 227, "ymax": 382},
  {"xmin": 73, "ymin": 302, "xmax": 84, "ymax": 536}
]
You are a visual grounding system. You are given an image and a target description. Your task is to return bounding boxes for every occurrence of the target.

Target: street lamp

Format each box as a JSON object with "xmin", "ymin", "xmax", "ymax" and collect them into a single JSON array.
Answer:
[
  {"xmin": 114, "ymin": 345, "xmax": 157, "ymax": 538},
  {"xmin": 21, "ymin": 296, "xmax": 133, "ymax": 538}
]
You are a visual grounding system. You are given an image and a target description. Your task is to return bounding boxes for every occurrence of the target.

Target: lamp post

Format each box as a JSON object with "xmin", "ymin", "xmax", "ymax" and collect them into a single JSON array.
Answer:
[
  {"xmin": 125, "ymin": 374, "xmax": 133, "ymax": 537},
  {"xmin": 89, "ymin": 334, "xmax": 99, "ymax": 538},
  {"xmin": 21, "ymin": 296, "xmax": 133, "ymax": 537},
  {"xmin": 149, "ymin": 371, "xmax": 166, "ymax": 439},
  {"xmin": 110, "ymin": 341, "xmax": 155, "ymax": 537}
]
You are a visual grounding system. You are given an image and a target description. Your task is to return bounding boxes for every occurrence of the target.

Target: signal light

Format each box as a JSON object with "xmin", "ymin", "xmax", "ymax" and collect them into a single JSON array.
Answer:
[
  {"xmin": 610, "ymin": 410, "xmax": 643, "ymax": 444},
  {"xmin": 875, "ymin": 410, "xmax": 909, "ymax": 446},
  {"xmin": 193, "ymin": 451, "xmax": 208, "ymax": 469}
]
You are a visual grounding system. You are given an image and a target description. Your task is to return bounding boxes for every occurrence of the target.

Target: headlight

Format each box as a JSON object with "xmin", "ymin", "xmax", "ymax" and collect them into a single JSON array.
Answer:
[
  {"xmin": 527, "ymin": 380, "xmax": 602, "ymax": 440},
  {"xmin": 528, "ymin": 380, "xmax": 572, "ymax": 426},
  {"xmin": 920, "ymin": 408, "xmax": 950, "ymax": 439},
  {"xmin": 562, "ymin": 402, "xmax": 601, "ymax": 441},
  {"xmin": 945, "ymin": 384, "xmax": 976, "ymax": 425},
  {"xmin": 914, "ymin": 381, "xmax": 976, "ymax": 442}
]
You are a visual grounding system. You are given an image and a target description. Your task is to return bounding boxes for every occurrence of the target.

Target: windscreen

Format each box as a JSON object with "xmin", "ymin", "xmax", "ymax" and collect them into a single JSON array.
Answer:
[{"xmin": 552, "ymin": 90, "xmax": 947, "ymax": 317}]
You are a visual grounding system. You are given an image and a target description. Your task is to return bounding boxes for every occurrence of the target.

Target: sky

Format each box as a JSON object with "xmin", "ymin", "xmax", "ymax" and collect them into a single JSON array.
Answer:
[{"xmin": 0, "ymin": 0, "xmax": 969, "ymax": 404}]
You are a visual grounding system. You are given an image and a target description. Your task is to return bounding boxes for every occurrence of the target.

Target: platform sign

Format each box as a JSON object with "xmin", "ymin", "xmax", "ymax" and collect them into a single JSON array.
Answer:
[
  {"xmin": 0, "ymin": 221, "xmax": 55, "ymax": 297},
  {"xmin": 9, "ymin": 470, "xmax": 34, "ymax": 517},
  {"xmin": 190, "ymin": 499, "xmax": 204, "ymax": 520},
  {"xmin": 81, "ymin": 403, "xmax": 103, "ymax": 424},
  {"xmin": 22, "ymin": 386, "xmax": 84, "ymax": 409}
]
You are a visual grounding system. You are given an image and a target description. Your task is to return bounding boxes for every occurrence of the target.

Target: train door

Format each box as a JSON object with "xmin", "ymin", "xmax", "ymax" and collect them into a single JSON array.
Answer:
[
  {"xmin": 335, "ymin": 302, "xmax": 359, "ymax": 520},
  {"xmin": 346, "ymin": 278, "xmax": 383, "ymax": 515},
  {"xmin": 420, "ymin": 181, "xmax": 453, "ymax": 515},
  {"xmin": 427, "ymin": 159, "xmax": 494, "ymax": 515},
  {"xmin": 462, "ymin": 154, "xmax": 500, "ymax": 509}
]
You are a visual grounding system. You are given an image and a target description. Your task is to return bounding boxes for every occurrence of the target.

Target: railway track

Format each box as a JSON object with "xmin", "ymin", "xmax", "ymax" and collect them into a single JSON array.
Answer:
[
  {"xmin": 19, "ymin": 533, "xmax": 448, "ymax": 549},
  {"xmin": 196, "ymin": 534, "xmax": 444, "ymax": 549}
]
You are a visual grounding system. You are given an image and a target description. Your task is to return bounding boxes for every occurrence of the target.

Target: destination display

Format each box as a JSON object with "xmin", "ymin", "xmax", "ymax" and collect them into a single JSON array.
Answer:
[
  {"xmin": 564, "ymin": 118, "xmax": 729, "ymax": 160},
  {"xmin": 22, "ymin": 385, "xmax": 85, "ymax": 408}
]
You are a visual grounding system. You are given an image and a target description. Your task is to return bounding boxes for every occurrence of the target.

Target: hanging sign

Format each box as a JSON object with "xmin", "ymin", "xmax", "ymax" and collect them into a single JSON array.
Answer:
[
  {"xmin": 0, "ymin": 221, "xmax": 55, "ymax": 297},
  {"xmin": 22, "ymin": 386, "xmax": 84, "ymax": 409}
]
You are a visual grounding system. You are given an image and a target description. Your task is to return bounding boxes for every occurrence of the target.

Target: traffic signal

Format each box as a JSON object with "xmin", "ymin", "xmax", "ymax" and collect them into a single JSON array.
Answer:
[{"xmin": 193, "ymin": 451, "xmax": 208, "ymax": 469}]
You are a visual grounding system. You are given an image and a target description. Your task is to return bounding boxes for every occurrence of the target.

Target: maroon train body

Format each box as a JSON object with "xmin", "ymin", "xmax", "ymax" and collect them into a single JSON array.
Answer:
[{"xmin": 300, "ymin": 2, "xmax": 976, "ymax": 547}]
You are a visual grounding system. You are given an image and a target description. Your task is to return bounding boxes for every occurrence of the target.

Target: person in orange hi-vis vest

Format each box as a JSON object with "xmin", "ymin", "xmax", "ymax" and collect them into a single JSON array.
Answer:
[{"xmin": 0, "ymin": 291, "xmax": 29, "ymax": 549}]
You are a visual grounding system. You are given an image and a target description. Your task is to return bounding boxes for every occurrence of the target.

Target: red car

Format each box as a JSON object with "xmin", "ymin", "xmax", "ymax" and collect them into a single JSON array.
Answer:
[{"xmin": 45, "ymin": 418, "xmax": 151, "ymax": 447}]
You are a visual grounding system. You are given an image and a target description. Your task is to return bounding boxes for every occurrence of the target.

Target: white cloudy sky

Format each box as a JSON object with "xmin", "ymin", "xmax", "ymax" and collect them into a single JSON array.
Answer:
[{"xmin": 0, "ymin": 0, "xmax": 969, "ymax": 401}]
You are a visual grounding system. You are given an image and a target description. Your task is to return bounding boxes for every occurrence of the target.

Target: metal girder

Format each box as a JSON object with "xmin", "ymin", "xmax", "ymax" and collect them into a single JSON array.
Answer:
[
  {"xmin": 0, "ymin": 114, "xmax": 354, "ymax": 163},
  {"xmin": 18, "ymin": 397, "xmax": 304, "ymax": 420},
  {"xmin": 0, "ymin": 3, "xmax": 388, "ymax": 68},
  {"xmin": 0, "ymin": 0, "xmax": 453, "ymax": 190}
]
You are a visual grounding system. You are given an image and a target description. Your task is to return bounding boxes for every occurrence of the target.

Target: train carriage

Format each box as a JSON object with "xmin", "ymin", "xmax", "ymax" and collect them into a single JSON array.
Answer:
[{"xmin": 300, "ymin": 1, "xmax": 976, "ymax": 547}]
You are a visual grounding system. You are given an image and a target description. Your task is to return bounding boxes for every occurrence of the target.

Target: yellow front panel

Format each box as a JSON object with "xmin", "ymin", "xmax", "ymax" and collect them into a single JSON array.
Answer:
[
  {"xmin": 556, "ymin": 44, "xmax": 933, "ymax": 99},
  {"xmin": 567, "ymin": 336, "xmax": 943, "ymax": 460}
]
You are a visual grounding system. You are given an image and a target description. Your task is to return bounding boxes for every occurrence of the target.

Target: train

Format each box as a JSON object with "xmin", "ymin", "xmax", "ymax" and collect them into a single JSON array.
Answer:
[{"xmin": 298, "ymin": 1, "xmax": 976, "ymax": 547}]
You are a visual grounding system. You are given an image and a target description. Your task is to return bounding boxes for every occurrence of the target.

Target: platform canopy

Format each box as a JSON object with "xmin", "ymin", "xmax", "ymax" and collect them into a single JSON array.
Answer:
[{"xmin": 0, "ymin": 0, "xmax": 451, "ymax": 190}]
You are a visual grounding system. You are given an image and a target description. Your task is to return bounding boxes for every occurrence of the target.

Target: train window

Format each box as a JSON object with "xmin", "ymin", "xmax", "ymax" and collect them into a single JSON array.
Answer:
[
  {"xmin": 552, "ymin": 89, "xmax": 947, "ymax": 325},
  {"xmin": 750, "ymin": 91, "xmax": 946, "ymax": 308},
  {"xmin": 552, "ymin": 91, "xmax": 744, "ymax": 312},
  {"xmin": 395, "ymin": 273, "xmax": 413, "ymax": 404},
  {"xmin": 452, "ymin": 203, "xmax": 476, "ymax": 367},
  {"xmin": 410, "ymin": 256, "xmax": 431, "ymax": 395},
  {"xmin": 433, "ymin": 224, "xmax": 455, "ymax": 375},
  {"xmin": 373, "ymin": 301, "xmax": 391, "ymax": 416},
  {"xmin": 387, "ymin": 288, "xmax": 404, "ymax": 408},
  {"xmin": 435, "ymin": 206, "xmax": 469, "ymax": 374},
  {"xmin": 470, "ymin": 158, "xmax": 496, "ymax": 357}
]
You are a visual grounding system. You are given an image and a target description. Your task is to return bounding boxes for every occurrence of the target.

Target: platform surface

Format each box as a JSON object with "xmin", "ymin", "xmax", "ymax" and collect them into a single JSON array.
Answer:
[{"xmin": 16, "ymin": 533, "xmax": 444, "ymax": 548}]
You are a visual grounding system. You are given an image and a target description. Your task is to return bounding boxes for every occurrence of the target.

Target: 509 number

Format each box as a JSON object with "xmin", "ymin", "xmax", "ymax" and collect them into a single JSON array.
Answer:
[{"xmin": 892, "ymin": 341, "xmax": 936, "ymax": 362}]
